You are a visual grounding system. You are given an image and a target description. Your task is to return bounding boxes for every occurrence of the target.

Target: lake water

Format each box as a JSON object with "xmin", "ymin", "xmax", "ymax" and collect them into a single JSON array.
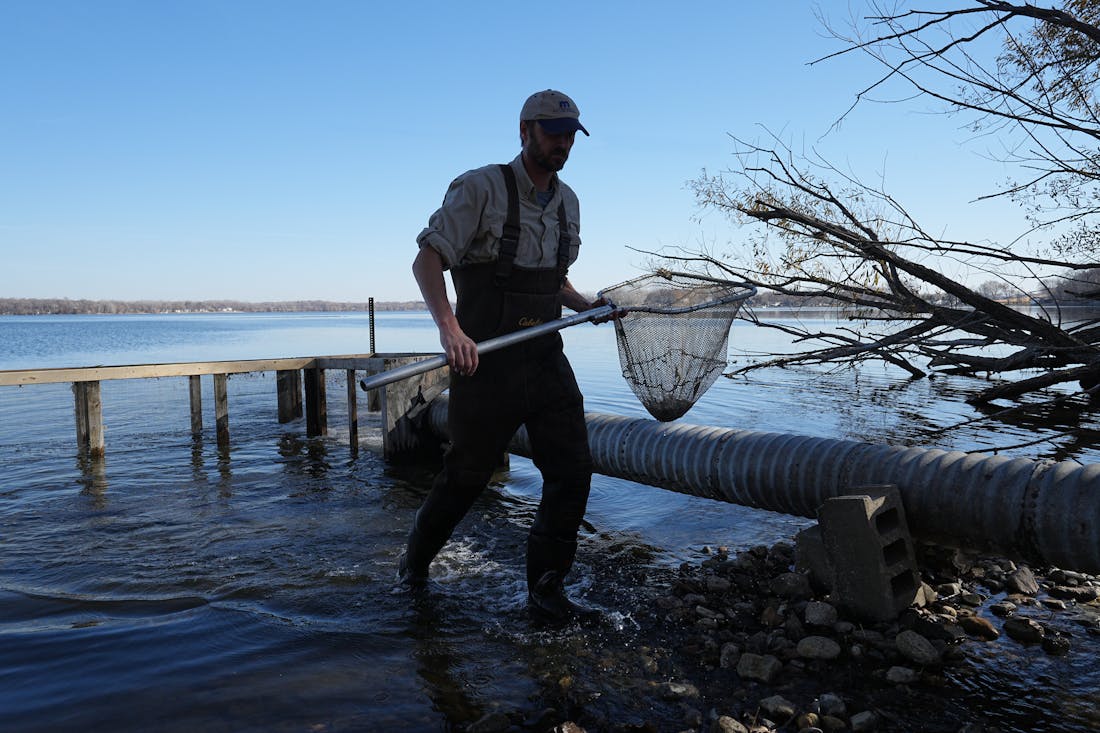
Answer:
[{"xmin": 0, "ymin": 311, "xmax": 1097, "ymax": 731}]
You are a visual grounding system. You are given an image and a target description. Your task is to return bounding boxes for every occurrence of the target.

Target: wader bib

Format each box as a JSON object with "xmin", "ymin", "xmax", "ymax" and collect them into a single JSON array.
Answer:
[{"xmin": 450, "ymin": 164, "xmax": 572, "ymax": 350}]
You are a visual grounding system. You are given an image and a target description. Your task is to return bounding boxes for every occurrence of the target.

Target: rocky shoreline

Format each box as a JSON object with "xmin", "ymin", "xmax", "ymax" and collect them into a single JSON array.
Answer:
[{"xmin": 463, "ymin": 542, "xmax": 1100, "ymax": 733}]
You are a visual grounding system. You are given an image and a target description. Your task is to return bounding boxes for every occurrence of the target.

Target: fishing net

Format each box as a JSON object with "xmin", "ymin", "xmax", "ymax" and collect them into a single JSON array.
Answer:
[{"xmin": 598, "ymin": 270, "xmax": 754, "ymax": 422}]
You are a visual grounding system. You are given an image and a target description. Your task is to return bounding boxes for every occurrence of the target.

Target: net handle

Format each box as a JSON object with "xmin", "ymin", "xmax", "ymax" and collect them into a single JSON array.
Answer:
[
  {"xmin": 359, "ymin": 304, "xmax": 615, "ymax": 392},
  {"xmin": 598, "ymin": 270, "xmax": 756, "ymax": 315}
]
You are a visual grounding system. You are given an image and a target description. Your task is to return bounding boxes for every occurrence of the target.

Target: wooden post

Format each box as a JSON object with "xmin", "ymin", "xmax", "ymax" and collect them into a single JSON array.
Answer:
[
  {"xmin": 276, "ymin": 369, "xmax": 303, "ymax": 423},
  {"xmin": 346, "ymin": 369, "xmax": 358, "ymax": 454},
  {"xmin": 72, "ymin": 381, "xmax": 105, "ymax": 457},
  {"xmin": 74, "ymin": 381, "xmax": 88, "ymax": 449},
  {"xmin": 214, "ymin": 373, "xmax": 229, "ymax": 448},
  {"xmin": 189, "ymin": 375, "xmax": 202, "ymax": 436},
  {"xmin": 304, "ymin": 367, "xmax": 327, "ymax": 437}
]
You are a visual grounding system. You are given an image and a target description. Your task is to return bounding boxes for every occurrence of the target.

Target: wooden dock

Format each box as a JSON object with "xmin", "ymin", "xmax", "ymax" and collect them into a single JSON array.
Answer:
[{"xmin": 0, "ymin": 353, "xmax": 449, "ymax": 458}]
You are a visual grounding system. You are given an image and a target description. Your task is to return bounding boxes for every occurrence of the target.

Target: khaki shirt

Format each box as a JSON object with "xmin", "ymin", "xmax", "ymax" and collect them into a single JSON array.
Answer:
[{"xmin": 417, "ymin": 154, "xmax": 581, "ymax": 271}]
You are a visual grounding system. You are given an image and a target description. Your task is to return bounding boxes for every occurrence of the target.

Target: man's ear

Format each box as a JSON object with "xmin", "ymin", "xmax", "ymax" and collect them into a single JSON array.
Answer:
[{"xmin": 519, "ymin": 120, "xmax": 530, "ymax": 145}]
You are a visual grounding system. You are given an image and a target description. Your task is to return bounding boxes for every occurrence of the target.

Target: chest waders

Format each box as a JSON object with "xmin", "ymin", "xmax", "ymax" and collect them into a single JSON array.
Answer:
[{"xmin": 400, "ymin": 165, "xmax": 599, "ymax": 624}]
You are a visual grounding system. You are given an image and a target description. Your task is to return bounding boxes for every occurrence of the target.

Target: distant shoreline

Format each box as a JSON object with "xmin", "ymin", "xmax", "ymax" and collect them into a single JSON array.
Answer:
[{"xmin": 0, "ymin": 298, "xmax": 427, "ymax": 316}]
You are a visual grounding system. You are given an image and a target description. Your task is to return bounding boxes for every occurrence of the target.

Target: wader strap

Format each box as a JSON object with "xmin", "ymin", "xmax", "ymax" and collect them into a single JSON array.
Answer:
[
  {"xmin": 494, "ymin": 162, "xmax": 572, "ymax": 286},
  {"xmin": 556, "ymin": 201, "xmax": 570, "ymax": 285},
  {"xmin": 495, "ymin": 164, "xmax": 521, "ymax": 285}
]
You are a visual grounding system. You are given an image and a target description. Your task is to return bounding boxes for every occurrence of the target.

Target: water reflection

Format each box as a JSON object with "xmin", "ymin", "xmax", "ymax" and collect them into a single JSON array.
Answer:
[
  {"xmin": 76, "ymin": 452, "xmax": 108, "ymax": 508},
  {"xmin": 405, "ymin": 593, "xmax": 485, "ymax": 728},
  {"xmin": 277, "ymin": 433, "xmax": 333, "ymax": 479}
]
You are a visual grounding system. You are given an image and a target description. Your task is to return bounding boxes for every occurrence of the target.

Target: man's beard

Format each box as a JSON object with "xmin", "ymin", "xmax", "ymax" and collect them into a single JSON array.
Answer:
[{"xmin": 526, "ymin": 134, "xmax": 569, "ymax": 173}]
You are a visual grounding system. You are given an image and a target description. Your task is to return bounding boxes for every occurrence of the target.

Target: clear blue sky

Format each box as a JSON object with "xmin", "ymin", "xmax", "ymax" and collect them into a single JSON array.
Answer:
[{"xmin": 1, "ymin": 1, "xmax": 1027, "ymax": 303}]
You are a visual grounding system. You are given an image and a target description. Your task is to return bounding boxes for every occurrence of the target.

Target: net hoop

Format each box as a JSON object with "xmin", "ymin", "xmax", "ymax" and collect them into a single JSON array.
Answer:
[{"xmin": 598, "ymin": 269, "xmax": 755, "ymax": 314}]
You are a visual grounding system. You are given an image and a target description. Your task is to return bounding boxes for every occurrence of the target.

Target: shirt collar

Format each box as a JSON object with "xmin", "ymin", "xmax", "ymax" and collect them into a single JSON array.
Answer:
[{"xmin": 510, "ymin": 153, "xmax": 557, "ymax": 204}]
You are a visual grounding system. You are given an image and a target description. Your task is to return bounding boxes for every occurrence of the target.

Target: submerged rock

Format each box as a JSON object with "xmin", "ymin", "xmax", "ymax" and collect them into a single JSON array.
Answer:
[{"xmin": 1003, "ymin": 616, "xmax": 1045, "ymax": 644}]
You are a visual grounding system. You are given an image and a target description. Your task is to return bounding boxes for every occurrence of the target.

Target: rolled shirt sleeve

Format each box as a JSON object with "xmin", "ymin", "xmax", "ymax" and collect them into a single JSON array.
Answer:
[{"xmin": 416, "ymin": 170, "xmax": 494, "ymax": 271}]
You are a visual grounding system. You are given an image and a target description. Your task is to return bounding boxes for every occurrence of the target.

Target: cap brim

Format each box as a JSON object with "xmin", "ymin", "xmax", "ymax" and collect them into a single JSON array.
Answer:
[{"xmin": 538, "ymin": 117, "xmax": 590, "ymax": 136}]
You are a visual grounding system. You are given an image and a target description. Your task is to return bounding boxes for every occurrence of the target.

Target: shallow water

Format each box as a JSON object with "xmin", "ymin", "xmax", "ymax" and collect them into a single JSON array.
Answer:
[{"xmin": 0, "ymin": 311, "xmax": 1097, "ymax": 731}]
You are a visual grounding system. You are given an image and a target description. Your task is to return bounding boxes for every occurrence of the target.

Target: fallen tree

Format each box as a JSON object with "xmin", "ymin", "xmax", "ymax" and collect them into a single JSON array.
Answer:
[{"xmin": 687, "ymin": 1, "xmax": 1100, "ymax": 407}]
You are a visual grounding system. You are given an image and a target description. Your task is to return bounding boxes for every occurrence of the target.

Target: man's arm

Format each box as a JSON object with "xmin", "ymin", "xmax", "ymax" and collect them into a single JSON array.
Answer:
[
  {"xmin": 559, "ymin": 277, "xmax": 604, "ymax": 314},
  {"xmin": 412, "ymin": 246, "xmax": 479, "ymax": 375}
]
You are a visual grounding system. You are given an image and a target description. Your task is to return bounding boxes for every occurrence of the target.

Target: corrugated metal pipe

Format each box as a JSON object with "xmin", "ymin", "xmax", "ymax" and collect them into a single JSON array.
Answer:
[{"xmin": 426, "ymin": 394, "xmax": 1100, "ymax": 574}]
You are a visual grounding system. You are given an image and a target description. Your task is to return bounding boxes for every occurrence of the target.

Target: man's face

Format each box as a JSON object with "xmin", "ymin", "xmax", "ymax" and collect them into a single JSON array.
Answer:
[{"xmin": 523, "ymin": 121, "xmax": 576, "ymax": 174}]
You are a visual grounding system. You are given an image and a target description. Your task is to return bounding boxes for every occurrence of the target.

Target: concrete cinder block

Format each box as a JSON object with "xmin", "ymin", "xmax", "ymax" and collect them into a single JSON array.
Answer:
[
  {"xmin": 818, "ymin": 484, "xmax": 921, "ymax": 621},
  {"xmin": 794, "ymin": 525, "xmax": 831, "ymax": 593}
]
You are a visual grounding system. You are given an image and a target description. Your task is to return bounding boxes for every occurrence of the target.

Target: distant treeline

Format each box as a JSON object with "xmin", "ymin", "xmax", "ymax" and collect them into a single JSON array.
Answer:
[{"xmin": 0, "ymin": 298, "xmax": 427, "ymax": 316}]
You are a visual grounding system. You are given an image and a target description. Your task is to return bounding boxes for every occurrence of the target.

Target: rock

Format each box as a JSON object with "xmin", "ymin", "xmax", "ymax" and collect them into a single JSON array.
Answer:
[
  {"xmin": 989, "ymin": 600, "xmax": 1016, "ymax": 617},
  {"xmin": 1071, "ymin": 609, "xmax": 1100, "ymax": 630},
  {"xmin": 804, "ymin": 601, "xmax": 838, "ymax": 627},
  {"xmin": 796, "ymin": 713, "xmax": 820, "ymax": 730},
  {"xmin": 815, "ymin": 693, "xmax": 847, "ymax": 718},
  {"xmin": 851, "ymin": 629, "xmax": 885, "ymax": 644},
  {"xmin": 958, "ymin": 614, "xmax": 1000, "ymax": 640},
  {"xmin": 1007, "ymin": 566, "xmax": 1040, "ymax": 595},
  {"xmin": 707, "ymin": 576, "xmax": 732, "ymax": 593},
  {"xmin": 797, "ymin": 636, "xmax": 842, "ymax": 660},
  {"xmin": 935, "ymin": 604, "xmax": 958, "ymax": 619},
  {"xmin": 736, "ymin": 653, "xmax": 783, "ymax": 683},
  {"xmin": 759, "ymin": 694, "xmax": 798, "ymax": 719},
  {"xmin": 697, "ymin": 605, "xmax": 724, "ymax": 619},
  {"xmin": 1042, "ymin": 634, "xmax": 1071, "ymax": 656},
  {"xmin": 886, "ymin": 665, "xmax": 920, "ymax": 684},
  {"xmin": 936, "ymin": 581, "xmax": 962, "ymax": 596},
  {"xmin": 661, "ymin": 680, "xmax": 700, "ymax": 699},
  {"xmin": 850, "ymin": 710, "xmax": 879, "ymax": 731},
  {"xmin": 554, "ymin": 723, "xmax": 586, "ymax": 733},
  {"xmin": 1003, "ymin": 616, "xmax": 1045, "ymax": 643},
  {"xmin": 820, "ymin": 715, "xmax": 848, "ymax": 732},
  {"xmin": 760, "ymin": 605, "xmax": 784, "ymax": 628},
  {"xmin": 1041, "ymin": 598, "xmax": 1068, "ymax": 611},
  {"xmin": 745, "ymin": 631, "xmax": 769, "ymax": 654},
  {"xmin": 719, "ymin": 642, "xmax": 741, "ymax": 669},
  {"xmin": 784, "ymin": 615, "xmax": 806, "ymax": 640},
  {"xmin": 711, "ymin": 716, "xmax": 749, "ymax": 733},
  {"xmin": 468, "ymin": 711, "xmax": 512, "ymax": 733},
  {"xmin": 770, "ymin": 572, "xmax": 813, "ymax": 600},
  {"xmin": 1050, "ymin": 585, "xmax": 1100, "ymax": 603},
  {"xmin": 895, "ymin": 629, "xmax": 940, "ymax": 665},
  {"xmin": 959, "ymin": 592, "xmax": 983, "ymax": 606}
]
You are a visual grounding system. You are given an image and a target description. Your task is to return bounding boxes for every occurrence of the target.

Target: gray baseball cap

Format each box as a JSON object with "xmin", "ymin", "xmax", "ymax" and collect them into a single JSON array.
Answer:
[{"xmin": 520, "ymin": 89, "xmax": 590, "ymax": 136}]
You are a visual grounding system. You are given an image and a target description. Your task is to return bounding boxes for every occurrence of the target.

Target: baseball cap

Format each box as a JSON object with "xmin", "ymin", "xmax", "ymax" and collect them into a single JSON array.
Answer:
[{"xmin": 520, "ymin": 89, "xmax": 590, "ymax": 136}]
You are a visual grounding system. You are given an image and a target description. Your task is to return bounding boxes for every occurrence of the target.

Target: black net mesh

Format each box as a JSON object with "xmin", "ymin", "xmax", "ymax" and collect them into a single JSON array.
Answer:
[{"xmin": 598, "ymin": 271, "xmax": 752, "ymax": 421}]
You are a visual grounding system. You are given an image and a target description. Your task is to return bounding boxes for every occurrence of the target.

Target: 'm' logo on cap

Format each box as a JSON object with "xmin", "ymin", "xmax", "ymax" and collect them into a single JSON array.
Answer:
[{"xmin": 559, "ymin": 101, "xmax": 571, "ymax": 110}]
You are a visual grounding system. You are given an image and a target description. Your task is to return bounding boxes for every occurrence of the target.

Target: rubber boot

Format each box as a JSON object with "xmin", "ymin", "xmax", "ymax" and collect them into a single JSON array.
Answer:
[
  {"xmin": 396, "ymin": 508, "xmax": 452, "ymax": 590},
  {"xmin": 526, "ymin": 533, "xmax": 600, "ymax": 625}
]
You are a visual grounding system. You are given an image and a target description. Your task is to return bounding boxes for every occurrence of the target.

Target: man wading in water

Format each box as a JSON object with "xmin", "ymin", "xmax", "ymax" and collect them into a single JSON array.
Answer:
[{"xmin": 399, "ymin": 89, "xmax": 603, "ymax": 625}]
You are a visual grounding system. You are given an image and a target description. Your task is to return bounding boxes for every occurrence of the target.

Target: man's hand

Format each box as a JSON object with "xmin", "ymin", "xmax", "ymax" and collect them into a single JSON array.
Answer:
[
  {"xmin": 440, "ymin": 320, "xmax": 478, "ymax": 376},
  {"xmin": 413, "ymin": 245, "xmax": 480, "ymax": 376},
  {"xmin": 589, "ymin": 296, "xmax": 622, "ymax": 324}
]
